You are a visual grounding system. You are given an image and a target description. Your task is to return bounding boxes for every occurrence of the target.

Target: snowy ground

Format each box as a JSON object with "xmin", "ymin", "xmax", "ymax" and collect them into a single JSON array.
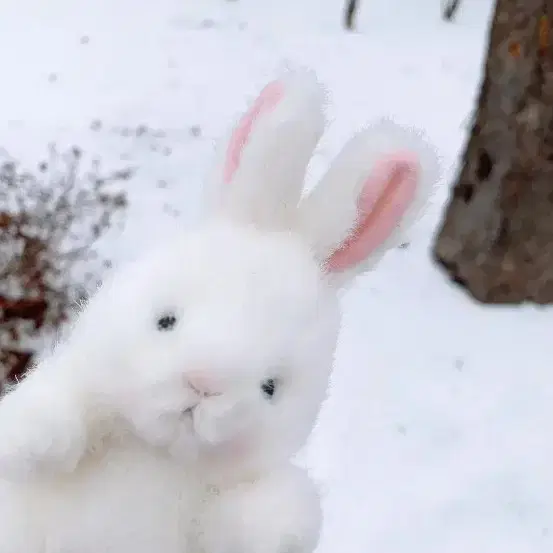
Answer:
[{"xmin": 3, "ymin": 0, "xmax": 553, "ymax": 551}]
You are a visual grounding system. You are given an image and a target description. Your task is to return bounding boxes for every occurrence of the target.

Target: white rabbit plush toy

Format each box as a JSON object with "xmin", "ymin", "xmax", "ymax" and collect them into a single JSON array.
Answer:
[{"xmin": 0, "ymin": 70, "xmax": 438, "ymax": 553}]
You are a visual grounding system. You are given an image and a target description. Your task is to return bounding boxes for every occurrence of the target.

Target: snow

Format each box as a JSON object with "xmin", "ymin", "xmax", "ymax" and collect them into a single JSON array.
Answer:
[{"xmin": 3, "ymin": 0, "xmax": 552, "ymax": 550}]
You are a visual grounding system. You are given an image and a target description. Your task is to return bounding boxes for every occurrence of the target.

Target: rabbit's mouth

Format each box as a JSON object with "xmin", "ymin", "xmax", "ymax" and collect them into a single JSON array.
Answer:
[{"xmin": 180, "ymin": 406, "xmax": 196, "ymax": 420}]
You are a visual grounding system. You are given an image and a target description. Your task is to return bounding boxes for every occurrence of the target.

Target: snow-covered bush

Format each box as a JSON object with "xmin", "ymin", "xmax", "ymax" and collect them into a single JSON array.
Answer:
[{"xmin": 0, "ymin": 145, "xmax": 132, "ymax": 387}]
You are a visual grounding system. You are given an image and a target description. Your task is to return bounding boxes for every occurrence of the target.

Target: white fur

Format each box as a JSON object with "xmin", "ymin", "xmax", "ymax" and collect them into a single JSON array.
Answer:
[
  {"xmin": 0, "ymin": 443, "xmax": 321, "ymax": 553},
  {"xmin": 0, "ymin": 69, "xmax": 437, "ymax": 553}
]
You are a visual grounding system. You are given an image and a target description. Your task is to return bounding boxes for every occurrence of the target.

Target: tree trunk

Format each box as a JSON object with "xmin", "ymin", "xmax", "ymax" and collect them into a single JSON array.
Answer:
[
  {"xmin": 432, "ymin": 0, "xmax": 553, "ymax": 304},
  {"xmin": 442, "ymin": 0, "xmax": 462, "ymax": 21},
  {"xmin": 344, "ymin": 0, "xmax": 359, "ymax": 30}
]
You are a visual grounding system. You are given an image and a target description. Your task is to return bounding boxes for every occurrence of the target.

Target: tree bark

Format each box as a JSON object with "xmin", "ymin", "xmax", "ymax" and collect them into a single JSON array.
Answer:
[{"xmin": 432, "ymin": 0, "xmax": 553, "ymax": 304}]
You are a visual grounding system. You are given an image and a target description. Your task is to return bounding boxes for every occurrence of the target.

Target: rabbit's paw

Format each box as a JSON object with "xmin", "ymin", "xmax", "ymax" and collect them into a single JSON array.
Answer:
[
  {"xmin": 0, "ymin": 383, "xmax": 87, "ymax": 481},
  {"xmin": 201, "ymin": 465, "xmax": 322, "ymax": 553}
]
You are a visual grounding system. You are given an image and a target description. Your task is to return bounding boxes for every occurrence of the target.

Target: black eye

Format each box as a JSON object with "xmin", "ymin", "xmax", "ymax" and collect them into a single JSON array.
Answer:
[
  {"xmin": 156, "ymin": 313, "xmax": 177, "ymax": 331},
  {"xmin": 261, "ymin": 378, "xmax": 277, "ymax": 399}
]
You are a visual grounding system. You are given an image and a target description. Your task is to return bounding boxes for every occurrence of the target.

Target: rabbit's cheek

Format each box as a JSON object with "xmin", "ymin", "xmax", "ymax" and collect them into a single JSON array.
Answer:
[
  {"xmin": 193, "ymin": 396, "xmax": 254, "ymax": 446},
  {"xmin": 122, "ymin": 385, "xmax": 200, "ymax": 448},
  {"xmin": 119, "ymin": 379, "xmax": 198, "ymax": 417},
  {"xmin": 128, "ymin": 409, "xmax": 182, "ymax": 448}
]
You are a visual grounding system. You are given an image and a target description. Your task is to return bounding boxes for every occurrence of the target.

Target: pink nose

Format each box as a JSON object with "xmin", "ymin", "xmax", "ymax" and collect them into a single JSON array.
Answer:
[{"xmin": 186, "ymin": 373, "xmax": 221, "ymax": 397}]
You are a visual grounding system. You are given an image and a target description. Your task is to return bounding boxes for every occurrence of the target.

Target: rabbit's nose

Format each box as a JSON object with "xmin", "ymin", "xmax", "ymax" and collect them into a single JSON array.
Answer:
[{"xmin": 186, "ymin": 373, "xmax": 222, "ymax": 398}]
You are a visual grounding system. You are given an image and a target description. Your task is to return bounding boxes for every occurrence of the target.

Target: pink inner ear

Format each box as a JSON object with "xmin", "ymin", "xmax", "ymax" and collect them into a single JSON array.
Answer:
[
  {"xmin": 223, "ymin": 80, "xmax": 284, "ymax": 185},
  {"xmin": 326, "ymin": 153, "xmax": 420, "ymax": 273}
]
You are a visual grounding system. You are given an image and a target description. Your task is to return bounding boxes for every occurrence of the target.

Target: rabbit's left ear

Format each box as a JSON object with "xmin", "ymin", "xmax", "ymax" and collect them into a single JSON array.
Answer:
[
  {"xmin": 205, "ymin": 69, "xmax": 326, "ymax": 230},
  {"xmin": 297, "ymin": 118, "xmax": 440, "ymax": 287}
]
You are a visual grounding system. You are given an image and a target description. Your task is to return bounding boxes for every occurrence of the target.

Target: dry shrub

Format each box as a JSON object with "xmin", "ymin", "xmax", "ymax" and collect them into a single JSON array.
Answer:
[{"xmin": 0, "ymin": 145, "xmax": 133, "ymax": 387}]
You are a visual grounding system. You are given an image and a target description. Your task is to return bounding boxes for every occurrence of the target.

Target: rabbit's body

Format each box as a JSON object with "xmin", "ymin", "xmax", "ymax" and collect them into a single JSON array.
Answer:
[
  {"xmin": 0, "ymin": 70, "xmax": 438, "ymax": 552},
  {"xmin": 0, "ymin": 440, "xmax": 319, "ymax": 553}
]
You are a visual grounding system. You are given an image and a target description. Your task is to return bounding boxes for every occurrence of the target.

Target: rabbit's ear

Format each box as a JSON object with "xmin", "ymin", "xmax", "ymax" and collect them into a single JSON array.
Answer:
[
  {"xmin": 0, "ymin": 357, "xmax": 89, "ymax": 481},
  {"xmin": 297, "ymin": 118, "xmax": 440, "ymax": 287},
  {"xmin": 206, "ymin": 69, "xmax": 326, "ymax": 230}
]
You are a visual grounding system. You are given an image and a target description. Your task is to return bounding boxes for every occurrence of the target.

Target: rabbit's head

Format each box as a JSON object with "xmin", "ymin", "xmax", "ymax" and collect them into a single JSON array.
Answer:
[
  {"xmin": 67, "ymin": 221, "xmax": 337, "ymax": 474},
  {"xmin": 1, "ymin": 70, "xmax": 439, "ymax": 480}
]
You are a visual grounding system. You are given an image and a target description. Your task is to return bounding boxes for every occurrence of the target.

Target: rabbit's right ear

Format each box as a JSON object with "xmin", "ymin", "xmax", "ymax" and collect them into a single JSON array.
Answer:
[
  {"xmin": 297, "ymin": 118, "xmax": 440, "ymax": 287},
  {"xmin": 205, "ymin": 70, "xmax": 326, "ymax": 230}
]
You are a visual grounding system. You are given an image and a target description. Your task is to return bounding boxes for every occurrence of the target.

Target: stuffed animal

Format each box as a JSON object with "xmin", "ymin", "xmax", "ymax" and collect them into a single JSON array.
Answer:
[{"xmin": 0, "ymin": 69, "xmax": 438, "ymax": 553}]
